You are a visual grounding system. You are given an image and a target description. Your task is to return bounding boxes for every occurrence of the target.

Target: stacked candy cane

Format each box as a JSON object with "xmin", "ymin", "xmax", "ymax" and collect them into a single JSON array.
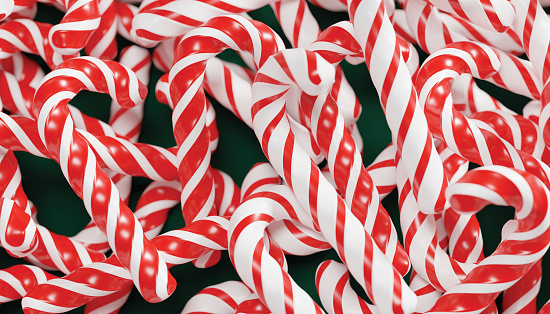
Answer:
[{"xmin": 4, "ymin": 0, "xmax": 550, "ymax": 312}]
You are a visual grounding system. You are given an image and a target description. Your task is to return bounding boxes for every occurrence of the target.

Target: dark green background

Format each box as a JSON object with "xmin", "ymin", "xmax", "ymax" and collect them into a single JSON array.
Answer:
[{"xmin": 0, "ymin": 3, "xmax": 543, "ymax": 313}]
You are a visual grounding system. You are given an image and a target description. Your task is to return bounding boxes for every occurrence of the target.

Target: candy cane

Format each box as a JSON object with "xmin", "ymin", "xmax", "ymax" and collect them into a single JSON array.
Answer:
[
  {"xmin": 181, "ymin": 281, "xmax": 252, "ymax": 314},
  {"xmin": 315, "ymin": 260, "xmax": 378, "ymax": 314},
  {"xmin": 0, "ymin": 19, "xmax": 78, "ymax": 69},
  {"xmin": 402, "ymin": 41, "xmax": 550, "ymax": 292},
  {"xmin": 252, "ymin": 48, "xmax": 416, "ymax": 313},
  {"xmin": 502, "ymin": 259, "xmax": 541, "ymax": 314},
  {"xmin": 234, "ymin": 293, "xmax": 271, "ymax": 314},
  {"xmin": 416, "ymin": 41, "xmax": 550, "ymax": 187},
  {"xmin": 405, "ymin": 0, "xmax": 542, "ymax": 101},
  {"xmin": 39, "ymin": 0, "xmax": 101, "ymax": 55},
  {"xmin": 32, "ymin": 56, "xmax": 175, "ymax": 302},
  {"xmin": 84, "ymin": 0, "xmax": 117, "ymax": 59},
  {"xmin": 22, "ymin": 216, "xmax": 229, "ymax": 313},
  {"xmin": 0, "ymin": 265, "xmax": 55, "ymax": 304},
  {"xmin": 424, "ymin": 0, "xmax": 515, "ymax": 33},
  {"xmin": 348, "ymin": 0, "xmax": 449, "ymax": 215},
  {"xmin": 229, "ymin": 184, "xmax": 326, "ymax": 313},
  {"xmin": 168, "ymin": 15, "xmax": 283, "ymax": 250},
  {"xmin": 0, "ymin": 112, "xmax": 180, "ymax": 183},
  {"xmin": 425, "ymin": 165, "xmax": 550, "ymax": 313},
  {"xmin": 405, "ymin": 0, "xmax": 523, "ymax": 55}
]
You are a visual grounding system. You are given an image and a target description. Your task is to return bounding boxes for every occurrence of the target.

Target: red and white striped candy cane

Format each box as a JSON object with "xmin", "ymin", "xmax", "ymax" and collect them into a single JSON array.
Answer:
[
  {"xmin": 22, "ymin": 216, "xmax": 229, "ymax": 313},
  {"xmin": 84, "ymin": 0, "xmax": 117, "ymax": 59},
  {"xmin": 404, "ymin": 0, "xmax": 523, "ymax": 55},
  {"xmin": 0, "ymin": 265, "xmax": 56, "ymax": 304},
  {"xmin": 168, "ymin": 15, "xmax": 283, "ymax": 254},
  {"xmin": 32, "ymin": 56, "xmax": 175, "ymax": 302},
  {"xmin": 510, "ymin": 0, "xmax": 550, "ymax": 148},
  {"xmin": 416, "ymin": 41, "xmax": 550, "ymax": 187},
  {"xmin": 0, "ymin": 19, "xmax": 79, "ymax": 69},
  {"xmin": 229, "ymin": 184, "xmax": 326, "ymax": 313},
  {"xmin": 403, "ymin": 41, "xmax": 550, "ymax": 292},
  {"xmin": 425, "ymin": 0, "xmax": 515, "ymax": 32},
  {"xmin": 348, "ymin": 0, "xmax": 449, "ymax": 215},
  {"xmin": 234, "ymin": 293, "xmax": 271, "ymax": 314},
  {"xmin": 0, "ymin": 53, "xmax": 44, "ymax": 90},
  {"xmin": 299, "ymin": 84, "xmax": 409, "ymax": 273},
  {"xmin": 132, "ymin": 0, "xmax": 255, "ymax": 47},
  {"xmin": 240, "ymin": 162, "xmax": 331, "ymax": 256},
  {"xmin": 23, "ymin": 223, "xmax": 106, "ymax": 274},
  {"xmin": 79, "ymin": 179, "xmax": 180, "ymax": 313},
  {"xmin": 73, "ymin": 179, "xmax": 180, "ymax": 252},
  {"xmin": 252, "ymin": 48, "xmax": 416, "ymax": 313},
  {"xmin": 181, "ymin": 281, "xmax": 252, "ymax": 313},
  {"xmin": 116, "ymin": 0, "xmax": 138, "ymax": 43},
  {"xmin": 405, "ymin": 0, "xmax": 542, "ymax": 101},
  {"xmin": 39, "ymin": 0, "xmax": 101, "ymax": 55},
  {"xmin": 425, "ymin": 165, "xmax": 550, "ymax": 313},
  {"xmin": 315, "ymin": 260, "xmax": 379, "ymax": 314},
  {"xmin": 502, "ymin": 259, "xmax": 541, "ymax": 314},
  {"xmin": 0, "ymin": 197, "xmax": 37, "ymax": 257}
]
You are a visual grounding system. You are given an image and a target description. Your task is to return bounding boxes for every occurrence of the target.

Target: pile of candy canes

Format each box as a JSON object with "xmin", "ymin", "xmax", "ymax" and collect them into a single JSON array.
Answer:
[{"xmin": 1, "ymin": 0, "xmax": 550, "ymax": 311}]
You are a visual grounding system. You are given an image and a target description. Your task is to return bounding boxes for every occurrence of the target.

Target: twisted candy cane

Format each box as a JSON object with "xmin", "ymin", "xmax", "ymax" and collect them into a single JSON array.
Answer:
[
  {"xmin": 405, "ymin": 0, "xmax": 542, "ymax": 101},
  {"xmin": 502, "ymin": 259, "xmax": 541, "ymax": 314},
  {"xmin": 40, "ymin": 0, "xmax": 101, "ymax": 55},
  {"xmin": 181, "ymin": 281, "xmax": 252, "ymax": 314},
  {"xmin": 0, "ymin": 265, "xmax": 55, "ymax": 304},
  {"xmin": 229, "ymin": 184, "xmax": 325, "ymax": 313},
  {"xmin": 252, "ymin": 48, "xmax": 416, "ymax": 313},
  {"xmin": 32, "ymin": 56, "xmax": 175, "ymax": 302},
  {"xmin": 234, "ymin": 293, "xmax": 271, "ymax": 314},
  {"xmin": 348, "ymin": 0, "xmax": 448, "ymax": 215},
  {"xmin": 0, "ymin": 113, "xmax": 180, "ymax": 182},
  {"xmin": 168, "ymin": 15, "xmax": 283, "ymax": 233},
  {"xmin": 0, "ymin": 19, "xmax": 78, "ymax": 69},
  {"xmin": 416, "ymin": 41, "xmax": 550, "ymax": 188},
  {"xmin": 22, "ymin": 216, "xmax": 229, "ymax": 313},
  {"xmin": 240, "ymin": 162, "xmax": 330, "ymax": 256},
  {"xmin": 297, "ymin": 52, "xmax": 409, "ymax": 274},
  {"xmin": 84, "ymin": 0, "xmax": 117, "ymax": 59},
  {"xmin": 315, "ymin": 260, "xmax": 378, "ymax": 314},
  {"xmin": 426, "ymin": 166, "xmax": 550, "ymax": 313},
  {"xmin": 425, "ymin": 0, "xmax": 515, "ymax": 33}
]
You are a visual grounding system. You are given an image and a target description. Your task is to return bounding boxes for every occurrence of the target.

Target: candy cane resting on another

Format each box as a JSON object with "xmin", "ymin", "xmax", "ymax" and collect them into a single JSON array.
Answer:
[
  {"xmin": 181, "ymin": 281, "xmax": 252, "ymax": 314},
  {"xmin": 251, "ymin": 48, "xmax": 416, "ymax": 314},
  {"xmin": 168, "ymin": 15, "xmax": 285, "ymax": 268},
  {"xmin": 229, "ymin": 184, "xmax": 326, "ymax": 313},
  {"xmin": 426, "ymin": 165, "xmax": 550, "ymax": 313},
  {"xmin": 31, "ymin": 56, "xmax": 175, "ymax": 303},
  {"xmin": 22, "ymin": 216, "xmax": 229, "ymax": 313},
  {"xmin": 348, "ymin": 0, "xmax": 449, "ymax": 215}
]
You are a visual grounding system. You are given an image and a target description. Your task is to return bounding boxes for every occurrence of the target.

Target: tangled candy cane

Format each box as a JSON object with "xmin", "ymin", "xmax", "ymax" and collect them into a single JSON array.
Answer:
[
  {"xmin": 348, "ymin": 0, "xmax": 449, "ymax": 215},
  {"xmin": 416, "ymin": 41, "xmax": 550, "ymax": 188},
  {"xmin": 181, "ymin": 281, "xmax": 252, "ymax": 314},
  {"xmin": 84, "ymin": 0, "xmax": 117, "ymax": 59},
  {"xmin": 424, "ymin": 0, "xmax": 515, "ymax": 33},
  {"xmin": 229, "ymin": 184, "xmax": 326, "ymax": 313},
  {"xmin": 252, "ymin": 48, "xmax": 416, "ymax": 313},
  {"xmin": 404, "ymin": 0, "xmax": 542, "ymax": 101},
  {"xmin": 0, "ymin": 265, "xmax": 56, "ymax": 304},
  {"xmin": 0, "ymin": 19, "xmax": 78, "ymax": 69},
  {"xmin": 32, "ymin": 56, "xmax": 175, "ymax": 302},
  {"xmin": 401, "ymin": 41, "xmax": 550, "ymax": 294},
  {"xmin": 315, "ymin": 260, "xmax": 378, "ymax": 314},
  {"xmin": 168, "ymin": 16, "xmax": 284, "ymax": 269},
  {"xmin": 22, "ymin": 216, "xmax": 229, "ymax": 313},
  {"xmin": 425, "ymin": 165, "xmax": 550, "ymax": 313},
  {"xmin": 38, "ymin": 0, "xmax": 100, "ymax": 55}
]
